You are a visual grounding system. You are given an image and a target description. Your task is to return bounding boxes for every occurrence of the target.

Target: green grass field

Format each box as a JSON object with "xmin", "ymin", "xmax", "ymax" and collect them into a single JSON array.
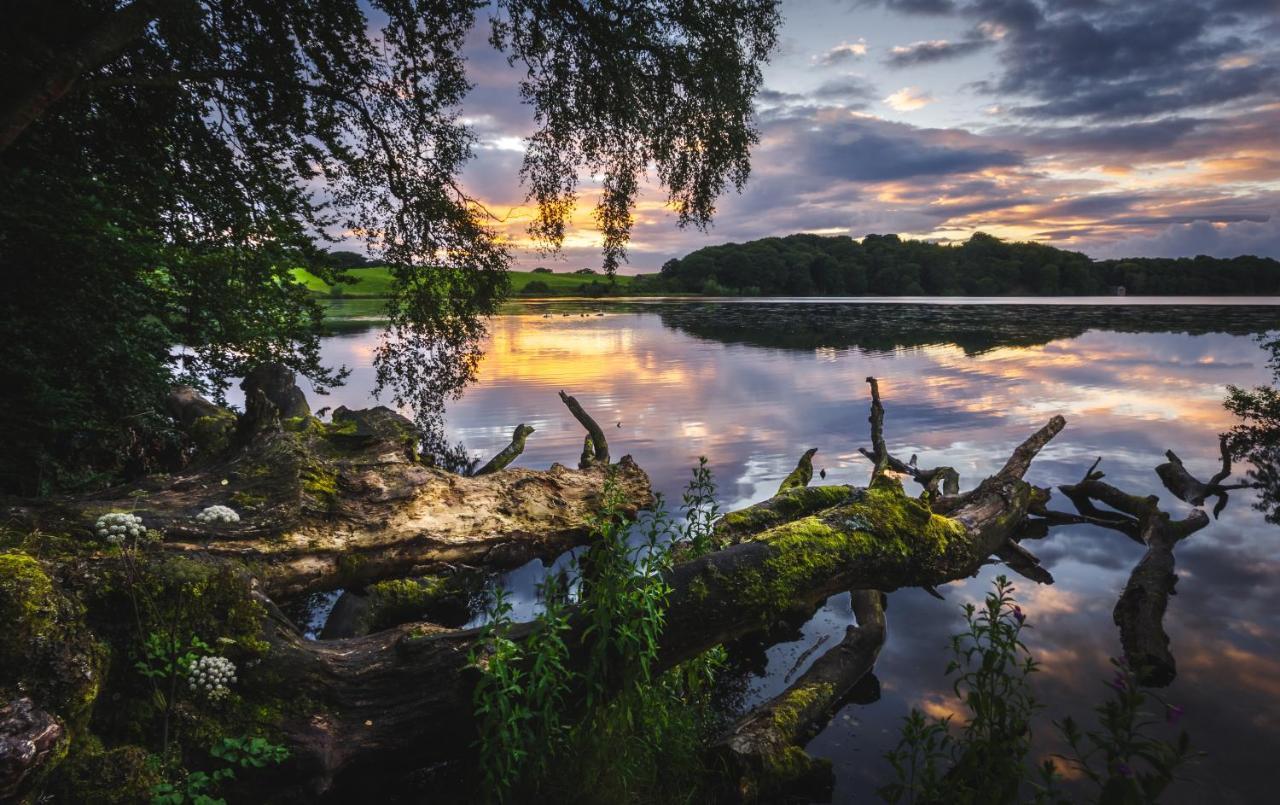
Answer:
[{"xmin": 291, "ymin": 266, "xmax": 639, "ymax": 297}]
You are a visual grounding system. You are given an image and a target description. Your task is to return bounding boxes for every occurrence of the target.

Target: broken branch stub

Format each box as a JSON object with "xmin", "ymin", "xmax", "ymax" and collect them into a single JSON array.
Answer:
[
  {"xmin": 559, "ymin": 390, "xmax": 609, "ymax": 468},
  {"xmin": 1156, "ymin": 436, "xmax": 1252, "ymax": 516},
  {"xmin": 473, "ymin": 424, "xmax": 535, "ymax": 476},
  {"xmin": 778, "ymin": 448, "xmax": 818, "ymax": 493}
]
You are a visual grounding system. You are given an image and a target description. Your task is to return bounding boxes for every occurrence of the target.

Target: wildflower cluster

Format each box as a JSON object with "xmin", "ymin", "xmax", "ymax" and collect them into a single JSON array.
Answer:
[
  {"xmin": 195, "ymin": 505, "xmax": 241, "ymax": 524},
  {"xmin": 94, "ymin": 512, "xmax": 146, "ymax": 544},
  {"xmin": 188, "ymin": 655, "xmax": 237, "ymax": 701}
]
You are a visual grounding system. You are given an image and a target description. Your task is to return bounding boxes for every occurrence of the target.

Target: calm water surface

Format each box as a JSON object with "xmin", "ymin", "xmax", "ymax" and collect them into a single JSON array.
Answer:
[{"xmin": 286, "ymin": 299, "xmax": 1279, "ymax": 803}]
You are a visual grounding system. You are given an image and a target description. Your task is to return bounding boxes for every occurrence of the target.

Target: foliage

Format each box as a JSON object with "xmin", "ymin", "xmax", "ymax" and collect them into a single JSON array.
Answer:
[
  {"xmin": 292, "ymin": 266, "xmax": 641, "ymax": 298},
  {"xmin": 880, "ymin": 576, "xmax": 1054, "ymax": 805},
  {"xmin": 471, "ymin": 461, "xmax": 726, "ymax": 803},
  {"xmin": 658, "ymin": 232, "xmax": 1280, "ymax": 297},
  {"xmin": 1225, "ymin": 332, "xmax": 1280, "ymax": 523},
  {"xmin": 1055, "ymin": 658, "xmax": 1196, "ymax": 804},
  {"xmin": 880, "ymin": 576, "xmax": 1195, "ymax": 804},
  {"xmin": 150, "ymin": 735, "xmax": 289, "ymax": 805},
  {"xmin": 520, "ymin": 279, "xmax": 553, "ymax": 295},
  {"xmin": 0, "ymin": 0, "xmax": 779, "ymax": 494},
  {"xmin": 492, "ymin": 1, "xmax": 780, "ymax": 272}
]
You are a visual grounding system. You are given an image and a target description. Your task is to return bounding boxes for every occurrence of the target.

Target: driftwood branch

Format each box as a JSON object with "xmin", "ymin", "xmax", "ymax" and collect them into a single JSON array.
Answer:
[
  {"xmin": 713, "ymin": 590, "xmax": 886, "ymax": 801},
  {"xmin": 559, "ymin": 390, "xmax": 609, "ymax": 468},
  {"xmin": 1156, "ymin": 436, "xmax": 1252, "ymax": 517},
  {"xmin": 1055, "ymin": 463, "xmax": 1212, "ymax": 686},
  {"xmin": 778, "ymin": 448, "xmax": 818, "ymax": 493},
  {"xmin": 473, "ymin": 424, "xmax": 534, "ymax": 476},
  {"xmin": 865, "ymin": 377, "xmax": 888, "ymax": 481}
]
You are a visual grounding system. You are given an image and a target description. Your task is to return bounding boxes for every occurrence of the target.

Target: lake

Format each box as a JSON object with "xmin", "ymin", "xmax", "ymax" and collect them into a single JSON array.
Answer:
[{"xmin": 278, "ymin": 299, "xmax": 1280, "ymax": 803}]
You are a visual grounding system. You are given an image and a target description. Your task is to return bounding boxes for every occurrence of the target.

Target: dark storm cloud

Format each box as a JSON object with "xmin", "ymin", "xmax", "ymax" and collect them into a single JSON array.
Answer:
[
  {"xmin": 853, "ymin": 0, "xmax": 959, "ymax": 14},
  {"xmin": 999, "ymin": 117, "xmax": 1203, "ymax": 156},
  {"xmin": 968, "ymin": 0, "xmax": 1279, "ymax": 120},
  {"xmin": 883, "ymin": 38, "xmax": 993, "ymax": 67},
  {"xmin": 868, "ymin": 0, "xmax": 1279, "ymax": 120},
  {"xmin": 761, "ymin": 110, "xmax": 1024, "ymax": 181}
]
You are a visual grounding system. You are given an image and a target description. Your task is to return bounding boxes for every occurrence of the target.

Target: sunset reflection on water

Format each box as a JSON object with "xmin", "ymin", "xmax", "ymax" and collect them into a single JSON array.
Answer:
[{"xmin": 306, "ymin": 302, "xmax": 1278, "ymax": 803}]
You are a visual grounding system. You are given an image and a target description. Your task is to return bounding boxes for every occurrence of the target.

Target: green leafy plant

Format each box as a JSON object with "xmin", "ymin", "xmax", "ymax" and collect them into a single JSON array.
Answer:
[
  {"xmin": 881, "ymin": 575, "xmax": 1052, "ymax": 804},
  {"xmin": 150, "ymin": 735, "xmax": 289, "ymax": 805},
  {"xmin": 471, "ymin": 461, "xmax": 727, "ymax": 803},
  {"xmin": 1055, "ymin": 658, "xmax": 1196, "ymax": 803},
  {"xmin": 880, "ymin": 577, "xmax": 1195, "ymax": 805}
]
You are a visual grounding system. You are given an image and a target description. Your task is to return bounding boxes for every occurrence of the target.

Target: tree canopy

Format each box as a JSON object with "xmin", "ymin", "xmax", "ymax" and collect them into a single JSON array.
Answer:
[
  {"xmin": 0, "ymin": 0, "xmax": 781, "ymax": 494},
  {"xmin": 658, "ymin": 232, "xmax": 1280, "ymax": 296}
]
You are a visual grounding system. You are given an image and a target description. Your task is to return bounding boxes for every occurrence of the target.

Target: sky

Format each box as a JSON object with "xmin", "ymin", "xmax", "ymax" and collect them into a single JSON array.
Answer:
[{"xmin": 446, "ymin": 0, "xmax": 1280, "ymax": 272}]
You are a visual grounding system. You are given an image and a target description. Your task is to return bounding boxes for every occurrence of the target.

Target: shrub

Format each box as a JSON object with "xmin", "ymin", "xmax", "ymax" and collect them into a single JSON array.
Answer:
[{"xmin": 519, "ymin": 280, "xmax": 553, "ymax": 295}]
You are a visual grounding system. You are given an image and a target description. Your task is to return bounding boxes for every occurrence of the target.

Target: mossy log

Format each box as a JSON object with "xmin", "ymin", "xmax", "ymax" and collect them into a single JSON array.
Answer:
[
  {"xmin": 231, "ymin": 413, "xmax": 1065, "ymax": 797},
  {"xmin": 712, "ymin": 590, "xmax": 887, "ymax": 802},
  {"xmin": 473, "ymin": 424, "xmax": 535, "ymax": 476},
  {"xmin": 4, "ymin": 368, "xmax": 651, "ymax": 599},
  {"xmin": 777, "ymin": 448, "xmax": 818, "ymax": 493}
]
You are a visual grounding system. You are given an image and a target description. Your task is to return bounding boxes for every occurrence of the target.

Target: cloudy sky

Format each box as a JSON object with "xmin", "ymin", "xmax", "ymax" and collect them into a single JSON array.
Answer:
[{"xmin": 450, "ymin": 0, "xmax": 1280, "ymax": 272}]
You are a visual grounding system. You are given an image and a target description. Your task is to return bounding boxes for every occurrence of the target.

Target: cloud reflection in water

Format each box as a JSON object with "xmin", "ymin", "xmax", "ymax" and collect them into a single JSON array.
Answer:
[{"xmin": 306, "ymin": 302, "xmax": 1277, "ymax": 802}]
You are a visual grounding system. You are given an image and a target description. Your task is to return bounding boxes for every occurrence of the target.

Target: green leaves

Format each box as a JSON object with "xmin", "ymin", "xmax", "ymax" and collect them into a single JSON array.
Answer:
[
  {"xmin": 150, "ymin": 735, "xmax": 288, "ymax": 805},
  {"xmin": 1053, "ymin": 658, "xmax": 1197, "ymax": 804},
  {"xmin": 471, "ymin": 463, "xmax": 728, "ymax": 802},
  {"xmin": 881, "ymin": 578, "xmax": 1197, "ymax": 804},
  {"xmin": 881, "ymin": 575, "xmax": 1049, "ymax": 804}
]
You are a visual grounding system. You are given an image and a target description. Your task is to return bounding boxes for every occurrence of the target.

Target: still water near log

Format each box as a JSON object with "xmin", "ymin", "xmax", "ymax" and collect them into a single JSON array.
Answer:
[{"xmin": 259, "ymin": 299, "xmax": 1279, "ymax": 803}]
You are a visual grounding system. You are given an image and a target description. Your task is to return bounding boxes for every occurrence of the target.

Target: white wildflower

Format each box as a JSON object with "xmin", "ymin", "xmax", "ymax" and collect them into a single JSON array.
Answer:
[
  {"xmin": 195, "ymin": 505, "xmax": 240, "ymax": 524},
  {"xmin": 94, "ymin": 512, "xmax": 145, "ymax": 543},
  {"xmin": 187, "ymin": 655, "xmax": 237, "ymax": 701}
]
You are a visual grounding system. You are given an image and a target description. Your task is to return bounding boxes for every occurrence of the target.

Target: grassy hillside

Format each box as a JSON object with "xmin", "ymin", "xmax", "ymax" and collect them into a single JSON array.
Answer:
[{"xmin": 291, "ymin": 267, "xmax": 639, "ymax": 297}]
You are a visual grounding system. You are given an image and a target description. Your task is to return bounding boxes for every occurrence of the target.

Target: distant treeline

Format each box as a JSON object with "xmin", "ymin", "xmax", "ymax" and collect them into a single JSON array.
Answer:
[{"xmin": 656, "ymin": 232, "xmax": 1280, "ymax": 296}]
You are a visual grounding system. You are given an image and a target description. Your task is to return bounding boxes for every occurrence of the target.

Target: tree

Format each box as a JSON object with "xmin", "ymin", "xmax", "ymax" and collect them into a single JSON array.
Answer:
[{"xmin": 0, "ymin": 0, "xmax": 781, "ymax": 494}]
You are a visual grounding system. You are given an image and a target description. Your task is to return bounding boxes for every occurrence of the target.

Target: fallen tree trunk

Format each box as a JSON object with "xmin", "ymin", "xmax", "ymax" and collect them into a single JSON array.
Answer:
[
  {"xmin": 713, "ymin": 590, "xmax": 886, "ymax": 802},
  {"xmin": 254, "ymin": 412, "xmax": 1066, "ymax": 796},
  {"xmin": 4, "ymin": 369, "xmax": 650, "ymax": 599},
  {"xmin": 1055, "ymin": 470, "xmax": 1210, "ymax": 686}
]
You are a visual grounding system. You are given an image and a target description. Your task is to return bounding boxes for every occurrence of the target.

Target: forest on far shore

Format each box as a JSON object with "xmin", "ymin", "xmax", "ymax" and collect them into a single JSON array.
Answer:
[{"xmin": 656, "ymin": 232, "xmax": 1280, "ymax": 296}]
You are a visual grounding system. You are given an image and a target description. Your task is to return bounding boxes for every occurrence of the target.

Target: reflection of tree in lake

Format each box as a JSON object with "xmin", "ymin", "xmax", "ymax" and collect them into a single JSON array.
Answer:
[
  {"xmin": 656, "ymin": 303, "xmax": 1280, "ymax": 355},
  {"xmin": 1226, "ymin": 332, "xmax": 1280, "ymax": 524}
]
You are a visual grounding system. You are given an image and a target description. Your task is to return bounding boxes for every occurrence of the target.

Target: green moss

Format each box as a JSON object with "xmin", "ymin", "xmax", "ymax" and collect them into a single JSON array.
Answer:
[
  {"xmin": 689, "ymin": 575, "xmax": 710, "ymax": 603},
  {"xmin": 717, "ymin": 485, "xmax": 850, "ymax": 542},
  {"xmin": 1, "ymin": 552, "xmax": 107, "ymax": 726},
  {"xmin": 230, "ymin": 491, "xmax": 267, "ymax": 509},
  {"xmin": 189, "ymin": 411, "xmax": 237, "ymax": 456},
  {"xmin": 46, "ymin": 735, "xmax": 161, "ymax": 805},
  {"xmin": 321, "ymin": 417, "xmax": 358, "ymax": 437},
  {"xmin": 768, "ymin": 681, "xmax": 834, "ymax": 736},
  {"xmin": 733, "ymin": 479, "xmax": 965, "ymax": 618},
  {"xmin": 335, "ymin": 552, "xmax": 366, "ymax": 585},
  {"xmin": 283, "ymin": 414, "xmax": 324, "ymax": 436},
  {"xmin": 759, "ymin": 745, "xmax": 832, "ymax": 796},
  {"xmin": 0, "ymin": 552, "xmax": 58, "ymax": 656},
  {"xmin": 301, "ymin": 463, "xmax": 339, "ymax": 508}
]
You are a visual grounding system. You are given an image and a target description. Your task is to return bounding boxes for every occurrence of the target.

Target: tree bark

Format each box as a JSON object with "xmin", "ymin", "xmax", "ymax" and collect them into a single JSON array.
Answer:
[
  {"xmin": 558, "ymin": 390, "xmax": 609, "ymax": 467},
  {"xmin": 0, "ymin": 0, "xmax": 171, "ymax": 151}
]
